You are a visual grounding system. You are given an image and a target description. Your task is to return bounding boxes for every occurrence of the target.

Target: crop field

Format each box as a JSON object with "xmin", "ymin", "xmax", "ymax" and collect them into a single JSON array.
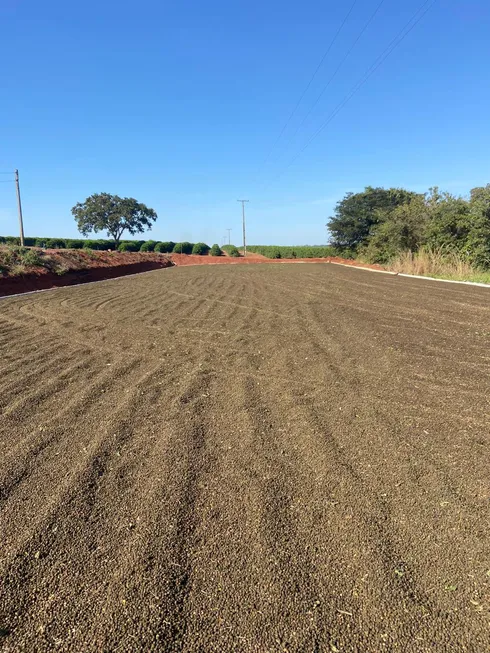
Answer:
[
  {"xmin": 0, "ymin": 263, "xmax": 489, "ymax": 652},
  {"xmin": 246, "ymin": 245, "xmax": 337, "ymax": 259}
]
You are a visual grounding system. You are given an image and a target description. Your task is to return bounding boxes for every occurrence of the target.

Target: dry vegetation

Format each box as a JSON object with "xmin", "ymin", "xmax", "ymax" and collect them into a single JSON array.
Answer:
[
  {"xmin": 0, "ymin": 246, "xmax": 109, "ymax": 276},
  {"xmin": 387, "ymin": 247, "xmax": 490, "ymax": 284}
]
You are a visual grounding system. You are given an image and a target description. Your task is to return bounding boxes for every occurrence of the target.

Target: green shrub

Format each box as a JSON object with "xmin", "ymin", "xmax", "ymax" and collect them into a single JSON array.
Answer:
[
  {"xmin": 173, "ymin": 242, "xmax": 194, "ymax": 255},
  {"xmin": 210, "ymin": 244, "xmax": 223, "ymax": 256},
  {"xmin": 118, "ymin": 241, "xmax": 140, "ymax": 252},
  {"xmin": 9, "ymin": 246, "xmax": 45, "ymax": 267},
  {"xmin": 20, "ymin": 248, "xmax": 44, "ymax": 266},
  {"xmin": 228, "ymin": 246, "xmax": 240, "ymax": 257},
  {"xmin": 35, "ymin": 238, "xmax": 48, "ymax": 248},
  {"xmin": 155, "ymin": 241, "xmax": 175, "ymax": 253},
  {"xmin": 0, "ymin": 236, "xmax": 5, "ymax": 244},
  {"xmin": 140, "ymin": 240, "xmax": 157, "ymax": 252},
  {"xmin": 45, "ymin": 238, "xmax": 66, "ymax": 249},
  {"xmin": 65, "ymin": 239, "xmax": 85, "ymax": 249},
  {"xmin": 5, "ymin": 236, "xmax": 20, "ymax": 245},
  {"xmin": 192, "ymin": 242, "xmax": 210, "ymax": 255},
  {"xmin": 95, "ymin": 239, "xmax": 116, "ymax": 251},
  {"xmin": 82, "ymin": 239, "xmax": 115, "ymax": 250},
  {"xmin": 83, "ymin": 239, "xmax": 100, "ymax": 250}
]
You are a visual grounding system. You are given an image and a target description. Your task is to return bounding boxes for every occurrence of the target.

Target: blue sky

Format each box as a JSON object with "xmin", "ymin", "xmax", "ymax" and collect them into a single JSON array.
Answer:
[{"xmin": 1, "ymin": 0, "xmax": 489, "ymax": 245}]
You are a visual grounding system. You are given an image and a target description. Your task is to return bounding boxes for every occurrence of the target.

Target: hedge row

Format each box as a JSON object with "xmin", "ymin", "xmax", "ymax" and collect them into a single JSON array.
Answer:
[{"xmin": 0, "ymin": 236, "xmax": 224, "ymax": 256}]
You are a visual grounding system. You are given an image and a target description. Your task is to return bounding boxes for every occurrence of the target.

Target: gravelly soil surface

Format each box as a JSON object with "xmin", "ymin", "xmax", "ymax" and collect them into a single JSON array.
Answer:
[{"xmin": 0, "ymin": 263, "xmax": 489, "ymax": 653}]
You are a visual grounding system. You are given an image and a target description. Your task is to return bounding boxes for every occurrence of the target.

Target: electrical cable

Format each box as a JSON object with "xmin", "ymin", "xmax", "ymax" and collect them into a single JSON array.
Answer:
[
  {"xmin": 262, "ymin": 0, "xmax": 436, "ymax": 191},
  {"xmin": 262, "ymin": 0, "xmax": 358, "ymax": 166},
  {"xmin": 281, "ymin": 0, "xmax": 386, "ymax": 155}
]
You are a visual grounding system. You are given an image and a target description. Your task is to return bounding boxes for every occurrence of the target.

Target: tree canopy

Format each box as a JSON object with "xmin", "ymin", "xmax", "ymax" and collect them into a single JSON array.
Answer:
[
  {"xmin": 327, "ymin": 186, "xmax": 419, "ymax": 253},
  {"xmin": 72, "ymin": 193, "xmax": 157, "ymax": 246},
  {"xmin": 327, "ymin": 184, "xmax": 490, "ymax": 269}
]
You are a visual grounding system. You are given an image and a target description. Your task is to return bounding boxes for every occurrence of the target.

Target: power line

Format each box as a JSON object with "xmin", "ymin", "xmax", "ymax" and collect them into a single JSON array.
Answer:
[
  {"xmin": 281, "ymin": 0, "xmax": 386, "ymax": 154},
  {"xmin": 263, "ymin": 0, "xmax": 436, "ymax": 190},
  {"xmin": 262, "ymin": 0, "xmax": 358, "ymax": 166}
]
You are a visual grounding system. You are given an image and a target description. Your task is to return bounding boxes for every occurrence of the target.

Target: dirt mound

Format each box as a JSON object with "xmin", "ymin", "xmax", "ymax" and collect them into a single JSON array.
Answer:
[{"xmin": 0, "ymin": 249, "xmax": 173, "ymax": 297}]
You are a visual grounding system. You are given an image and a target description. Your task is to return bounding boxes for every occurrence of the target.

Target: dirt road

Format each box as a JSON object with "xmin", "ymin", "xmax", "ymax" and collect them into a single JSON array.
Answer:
[{"xmin": 0, "ymin": 264, "xmax": 488, "ymax": 652}]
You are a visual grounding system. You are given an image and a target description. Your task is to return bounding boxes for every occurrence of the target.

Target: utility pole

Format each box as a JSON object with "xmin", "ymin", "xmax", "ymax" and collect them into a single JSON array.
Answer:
[
  {"xmin": 14, "ymin": 169, "xmax": 25, "ymax": 246},
  {"xmin": 226, "ymin": 228, "xmax": 232, "ymax": 245},
  {"xmin": 237, "ymin": 200, "xmax": 249, "ymax": 257}
]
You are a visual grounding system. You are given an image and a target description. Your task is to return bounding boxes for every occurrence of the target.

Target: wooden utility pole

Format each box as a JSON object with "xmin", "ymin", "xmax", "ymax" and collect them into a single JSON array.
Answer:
[
  {"xmin": 226, "ymin": 228, "xmax": 232, "ymax": 245},
  {"xmin": 14, "ymin": 169, "xmax": 25, "ymax": 246},
  {"xmin": 237, "ymin": 200, "xmax": 249, "ymax": 257}
]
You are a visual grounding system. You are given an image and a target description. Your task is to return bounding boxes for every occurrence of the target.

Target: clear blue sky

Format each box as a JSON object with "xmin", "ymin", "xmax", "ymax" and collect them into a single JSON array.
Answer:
[{"xmin": 1, "ymin": 0, "xmax": 489, "ymax": 245}]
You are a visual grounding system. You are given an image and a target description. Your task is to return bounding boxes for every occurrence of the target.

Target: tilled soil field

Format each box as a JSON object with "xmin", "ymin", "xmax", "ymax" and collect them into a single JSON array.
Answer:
[{"xmin": 0, "ymin": 264, "xmax": 488, "ymax": 652}]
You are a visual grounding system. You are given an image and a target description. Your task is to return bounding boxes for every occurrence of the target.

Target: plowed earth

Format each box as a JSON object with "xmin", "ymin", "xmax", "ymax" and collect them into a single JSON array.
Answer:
[{"xmin": 0, "ymin": 264, "xmax": 488, "ymax": 652}]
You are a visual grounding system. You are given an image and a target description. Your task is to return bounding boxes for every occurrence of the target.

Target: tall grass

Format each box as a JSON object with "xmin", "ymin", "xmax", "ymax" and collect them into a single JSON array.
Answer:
[{"xmin": 388, "ymin": 247, "xmax": 490, "ymax": 284}]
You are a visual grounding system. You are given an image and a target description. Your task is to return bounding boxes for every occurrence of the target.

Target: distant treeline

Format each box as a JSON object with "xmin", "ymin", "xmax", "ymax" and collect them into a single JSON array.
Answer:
[
  {"xmin": 0, "ymin": 237, "xmax": 224, "ymax": 256},
  {"xmin": 246, "ymin": 245, "xmax": 337, "ymax": 259},
  {"xmin": 326, "ymin": 185, "xmax": 490, "ymax": 269}
]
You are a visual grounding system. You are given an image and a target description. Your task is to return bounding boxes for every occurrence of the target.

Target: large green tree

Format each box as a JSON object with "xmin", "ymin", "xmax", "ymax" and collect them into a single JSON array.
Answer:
[
  {"xmin": 425, "ymin": 185, "xmax": 490, "ymax": 268},
  {"xmin": 327, "ymin": 186, "xmax": 419, "ymax": 253},
  {"xmin": 362, "ymin": 195, "xmax": 430, "ymax": 263},
  {"xmin": 72, "ymin": 193, "xmax": 157, "ymax": 247}
]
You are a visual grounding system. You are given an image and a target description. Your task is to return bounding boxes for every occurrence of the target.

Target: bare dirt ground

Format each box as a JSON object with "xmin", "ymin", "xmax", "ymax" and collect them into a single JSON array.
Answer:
[
  {"xmin": 0, "ymin": 263, "xmax": 488, "ymax": 652},
  {"xmin": 0, "ymin": 250, "xmax": 384, "ymax": 297},
  {"xmin": 170, "ymin": 253, "xmax": 385, "ymax": 270}
]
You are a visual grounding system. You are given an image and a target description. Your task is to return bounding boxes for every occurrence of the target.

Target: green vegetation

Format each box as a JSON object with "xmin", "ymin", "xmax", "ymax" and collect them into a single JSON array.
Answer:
[
  {"xmin": 222, "ymin": 245, "xmax": 240, "ymax": 257},
  {"xmin": 327, "ymin": 185, "xmax": 490, "ymax": 276},
  {"xmin": 192, "ymin": 242, "xmax": 210, "ymax": 255},
  {"xmin": 65, "ymin": 239, "xmax": 85, "ymax": 249},
  {"xmin": 71, "ymin": 192, "xmax": 157, "ymax": 247},
  {"xmin": 210, "ymin": 244, "xmax": 223, "ymax": 256},
  {"xmin": 173, "ymin": 242, "xmax": 194, "ymax": 254},
  {"xmin": 1, "ymin": 236, "xmax": 178, "ymax": 253},
  {"xmin": 0, "ymin": 246, "xmax": 48, "ymax": 275},
  {"xmin": 247, "ymin": 245, "xmax": 337, "ymax": 259},
  {"xmin": 45, "ymin": 238, "xmax": 67, "ymax": 249},
  {"xmin": 222, "ymin": 244, "xmax": 241, "ymax": 257},
  {"xmin": 140, "ymin": 240, "xmax": 158, "ymax": 252},
  {"xmin": 118, "ymin": 241, "xmax": 140, "ymax": 252},
  {"xmin": 154, "ymin": 241, "xmax": 175, "ymax": 253},
  {"xmin": 83, "ymin": 239, "xmax": 116, "ymax": 250}
]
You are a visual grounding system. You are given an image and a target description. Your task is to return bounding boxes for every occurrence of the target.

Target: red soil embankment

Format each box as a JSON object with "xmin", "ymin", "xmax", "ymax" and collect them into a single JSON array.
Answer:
[{"xmin": 0, "ymin": 250, "xmax": 173, "ymax": 297}]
